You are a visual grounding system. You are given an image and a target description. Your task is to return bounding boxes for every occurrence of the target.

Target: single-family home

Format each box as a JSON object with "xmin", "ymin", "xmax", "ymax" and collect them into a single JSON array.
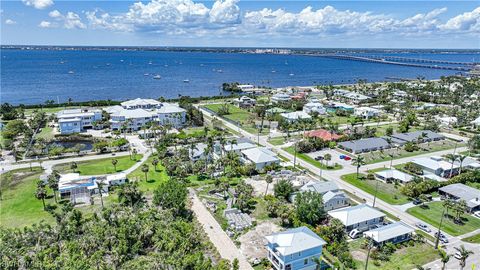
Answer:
[
  {"xmin": 342, "ymin": 92, "xmax": 371, "ymax": 104},
  {"xmin": 104, "ymin": 173, "xmax": 127, "ymax": 186},
  {"xmin": 265, "ymin": 226, "xmax": 326, "ymax": 270},
  {"xmin": 390, "ymin": 130, "xmax": 445, "ymax": 144},
  {"xmin": 233, "ymin": 96, "xmax": 256, "ymax": 108},
  {"xmin": 58, "ymin": 173, "xmax": 102, "ymax": 204},
  {"xmin": 224, "ymin": 142, "xmax": 256, "ymax": 154},
  {"xmin": 304, "ymin": 129, "xmax": 342, "ymax": 141},
  {"xmin": 272, "ymin": 93, "xmax": 292, "ymax": 103},
  {"xmin": 374, "ymin": 169, "xmax": 414, "ymax": 184},
  {"xmin": 328, "ymin": 102, "xmax": 355, "ymax": 112},
  {"xmin": 436, "ymin": 116, "xmax": 457, "ymax": 128},
  {"xmin": 354, "ymin": 107, "xmax": 381, "ymax": 119},
  {"xmin": 411, "ymin": 156, "xmax": 458, "ymax": 178},
  {"xmin": 237, "ymin": 84, "xmax": 255, "ymax": 91},
  {"xmin": 303, "ymin": 102, "xmax": 326, "ymax": 115},
  {"xmin": 189, "ymin": 143, "xmax": 209, "ymax": 161},
  {"xmin": 241, "ymin": 147, "xmax": 280, "ymax": 170},
  {"xmin": 56, "ymin": 108, "xmax": 102, "ymax": 134},
  {"xmin": 338, "ymin": 137, "xmax": 391, "ymax": 154},
  {"xmin": 266, "ymin": 107, "xmax": 288, "ymax": 116},
  {"xmin": 293, "ymin": 181, "xmax": 349, "ymax": 211},
  {"xmin": 363, "ymin": 222, "xmax": 414, "ymax": 246},
  {"xmin": 439, "ymin": 183, "xmax": 480, "ymax": 213},
  {"xmin": 280, "ymin": 111, "xmax": 312, "ymax": 122},
  {"xmin": 470, "ymin": 116, "xmax": 480, "ymax": 128},
  {"xmin": 328, "ymin": 204, "xmax": 385, "ymax": 233}
]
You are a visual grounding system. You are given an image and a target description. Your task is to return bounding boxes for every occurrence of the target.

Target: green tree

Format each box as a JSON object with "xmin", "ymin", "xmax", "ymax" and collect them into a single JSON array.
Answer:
[
  {"xmin": 141, "ymin": 164, "xmax": 149, "ymax": 181},
  {"xmin": 264, "ymin": 175, "xmax": 273, "ymax": 197},
  {"xmin": 352, "ymin": 155, "xmax": 366, "ymax": 179},
  {"xmin": 47, "ymin": 172, "xmax": 60, "ymax": 203},
  {"xmin": 454, "ymin": 245, "xmax": 473, "ymax": 270},
  {"xmin": 111, "ymin": 159, "xmax": 118, "ymax": 172},
  {"xmin": 70, "ymin": 161, "xmax": 78, "ymax": 173},
  {"xmin": 438, "ymin": 249, "xmax": 450, "ymax": 270},
  {"xmin": 294, "ymin": 191, "xmax": 326, "ymax": 226},
  {"xmin": 274, "ymin": 179, "xmax": 294, "ymax": 200},
  {"xmin": 152, "ymin": 158, "xmax": 159, "ymax": 171},
  {"xmin": 324, "ymin": 153, "xmax": 332, "ymax": 167},
  {"xmin": 118, "ymin": 182, "xmax": 144, "ymax": 208},
  {"xmin": 35, "ymin": 182, "xmax": 48, "ymax": 210},
  {"xmin": 153, "ymin": 179, "xmax": 188, "ymax": 216}
]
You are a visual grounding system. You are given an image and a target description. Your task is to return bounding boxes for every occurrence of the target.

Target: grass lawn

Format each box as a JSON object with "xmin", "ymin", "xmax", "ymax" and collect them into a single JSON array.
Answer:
[
  {"xmin": 53, "ymin": 154, "xmax": 143, "ymax": 175},
  {"xmin": 341, "ymin": 173, "xmax": 410, "ymax": 205},
  {"xmin": 362, "ymin": 140, "xmax": 462, "ymax": 164},
  {"xmin": 407, "ymin": 201, "xmax": 480, "ymax": 236},
  {"xmin": 268, "ymin": 137, "xmax": 287, "ymax": 146},
  {"xmin": 36, "ymin": 126, "xmax": 54, "ymax": 140},
  {"xmin": 252, "ymin": 197, "xmax": 270, "ymax": 221},
  {"xmin": 462, "ymin": 233, "xmax": 480, "ymax": 244},
  {"xmin": 0, "ymin": 167, "xmax": 55, "ymax": 228},
  {"xmin": 203, "ymin": 104, "xmax": 253, "ymax": 124},
  {"xmin": 25, "ymin": 106, "xmax": 79, "ymax": 116},
  {"xmin": 350, "ymin": 239, "xmax": 439, "ymax": 270},
  {"xmin": 127, "ymin": 155, "xmax": 169, "ymax": 193},
  {"xmin": 283, "ymin": 146, "xmax": 343, "ymax": 170}
]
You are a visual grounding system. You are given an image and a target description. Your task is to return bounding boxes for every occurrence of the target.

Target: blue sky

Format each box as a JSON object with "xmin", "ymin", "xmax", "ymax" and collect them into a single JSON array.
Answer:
[{"xmin": 1, "ymin": 0, "xmax": 479, "ymax": 48}]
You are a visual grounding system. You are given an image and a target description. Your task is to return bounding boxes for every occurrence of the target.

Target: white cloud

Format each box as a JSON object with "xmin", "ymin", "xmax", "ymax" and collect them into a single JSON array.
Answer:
[
  {"xmin": 440, "ymin": 7, "xmax": 480, "ymax": 32},
  {"xmin": 22, "ymin": 0, "xmax": 53, "ymax": 10},
  {"xmin": 48, "ymin": 10, "xmax": 86, "ymax": 29},
  {"xmin": 5, "ymin": 19, "xmax": 17, "ymax": 25},
  {"xmin": 38, "ymin": 20, "xmax": 53, "ymax": 28},
  {"xmin": 84, "ymin": 2, "xmax": 479, "ymax": 38}
]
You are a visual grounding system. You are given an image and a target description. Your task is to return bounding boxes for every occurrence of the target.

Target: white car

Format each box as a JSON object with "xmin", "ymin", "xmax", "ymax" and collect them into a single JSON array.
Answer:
[{"xmin": 473, "ymin": 211, "xmax": 480, "ymax": 218}]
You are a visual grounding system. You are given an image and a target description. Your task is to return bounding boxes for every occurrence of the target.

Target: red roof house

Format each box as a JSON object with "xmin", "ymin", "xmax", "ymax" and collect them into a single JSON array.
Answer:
[{"xmin": 305, "ymin": 129, "xmax": 343, "ymax": 141}]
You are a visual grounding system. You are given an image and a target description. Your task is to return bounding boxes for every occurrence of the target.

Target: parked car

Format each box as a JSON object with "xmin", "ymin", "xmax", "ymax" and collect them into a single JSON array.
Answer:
[
  {"xmin": 434, "ymin": 232, "xmax": 449, "ymax": 243},
  {"xmin": 344, "ymin": 156, "xmax": 351, "ymax": 161},
  {"xmin": 415, "ymin": 223, "xmax": 431, "ymax": 232},
  {"xmin": 473, "ymin": 211, "xmax": 480, "ymax": 218},
  {"xmin": 315, "ymin": 156, "xmax": 324, "ymax": 161},
  {"xmin": 413, "ymin": 198, "xmax": 422, "ymax": 205}
]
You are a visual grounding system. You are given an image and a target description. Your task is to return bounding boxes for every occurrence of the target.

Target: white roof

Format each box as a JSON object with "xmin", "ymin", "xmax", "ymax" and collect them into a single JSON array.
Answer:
[
  {"xmin": 304, "ymin": 102, "xmax": 324, "ymax": 108},
  {"xmin": 265, "ymin": 226, "xmax": 326, "ymax": 256},
  {"xmin": 471, "ymin": 116, "xmax": 480, "ymax": 125},
  {"xmin": 58, "ymin": 117, "xmax": 82, "ymax": 123},
  {"xmin": 323, "ymin": 190, "xmax": 347, "ymax": 203},
  {"xmin": 156, "ymin": 103, "xmax": 186, "ymax": 114},
  {"xmin": 328, "ymin": 204, "xmax": 385, "ymax": 226},
  {"xmin": 363, "ymin": 222, "xmax": 414, "ymax": 243},
  {"xmin": 241, "ymin": 147, "xmax": 279, "ymax": 164},
  {"xmin": 224, "ymin": 142, "xmax": 256, "ymax": 152},
  {"xmin": 121, "ymin": 98, "xmax": 161, "ymax": 107},
  {"xmin": 280, "ymin": 111, "xmax": 312, "ymax": 120},
  {"xmin": 110, "ymin": 108, "xmax": 154, "ymax": 119},
  {"xmin": 375, "ymin": 169, "xmax": 414, "ymax": 183},
  {"xmin": 412, "ymin": 157, "xmax": 458, "ymax": 171},
  {"xmin": 106, "ymin": 173, "xmax": 127, "ymax": 181}
]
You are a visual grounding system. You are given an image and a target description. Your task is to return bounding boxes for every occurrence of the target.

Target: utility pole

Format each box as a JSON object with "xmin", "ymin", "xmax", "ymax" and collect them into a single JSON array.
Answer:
[
  {"xmin": 373, "ymin": 179, "xmax": 379, "ymax": 207},
  {"xmin": 435, "ymin": 208, "xmax": 446, "ymax": 249}
]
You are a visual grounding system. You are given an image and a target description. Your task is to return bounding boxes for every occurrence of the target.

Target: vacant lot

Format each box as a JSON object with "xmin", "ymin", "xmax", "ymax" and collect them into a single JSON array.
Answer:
[
  {"xmin": 127, "ymin": 155, "xmax": 169, "ymax": 193},
  {"xmin": 283, "ymin": 146, "xmax": 343, "ymax": 170},
  {"xmin": 341, "ymin": 173, "xmax": 410, "ymax": 205},
  {"xmin": 407, "ymin": 201, "xmax": 480, "ymax": 236},
  {"xmin": 53, "ymin": 154, "xmax": 142, "ymax": 175}
]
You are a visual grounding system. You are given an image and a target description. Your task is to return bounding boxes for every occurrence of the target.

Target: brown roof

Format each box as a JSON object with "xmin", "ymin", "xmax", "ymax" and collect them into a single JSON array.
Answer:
[{"xmin": 305, "ymin": 129, "xmax": 343, "ymax": 141}]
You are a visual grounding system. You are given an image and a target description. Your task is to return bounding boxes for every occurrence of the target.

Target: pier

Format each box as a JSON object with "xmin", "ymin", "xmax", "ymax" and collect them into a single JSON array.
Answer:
[{"xmin": 304, "ymin": 54, "xmax": 474, "ymax": 71}]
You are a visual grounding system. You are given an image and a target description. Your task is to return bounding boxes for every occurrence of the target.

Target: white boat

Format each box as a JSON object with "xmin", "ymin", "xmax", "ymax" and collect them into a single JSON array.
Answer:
[
  {"xmin": 271, "ymin": 70, "xmax": 276, "ymax": 73},
  {"xmin": 217, "ymin": 69, "xmax": 223, "ymax": 73},
  {"xmin": 183, "ymin": 79, "xmax": 190, "ymax": 83},
  {"xmin": 289, "ymin": 73, "xmax": 294, "ymax": 76},
  {"xmin": 120, "ymin": 59, "xmax": 124, "ymax": 62},
  {"xmin": 153, "ymin": 75, "xmax": 161, "ymax": 79},
  {"xmin": 60, "ymin": 61, "xmax": 65, "ymax": 64},
  {"xmin": 164, "ymin": 64, "xmax": 168, "ymax": 67},
  {"xmin": 68, "ymin": 71, "xmax": 74, "ymax": 74},
  {"xmin": 144, "ymin": 73, "xmax": 150, "ymax": 76},
  {"xmin": 148, "ymin": 61, "xmax": 153, "ymax": 65}
]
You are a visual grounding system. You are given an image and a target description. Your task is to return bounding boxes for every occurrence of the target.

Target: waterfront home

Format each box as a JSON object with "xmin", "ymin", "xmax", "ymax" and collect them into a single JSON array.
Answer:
[
  {"xmin": 439, "ymin": 183, "xmax": 480, "ymax": 213},
  {"xmin": 302, "ymin": 102, "xmax": 326, "ymax": 115},
  {"xmin": 390, "ymin": 130, "xmax": 445, "ymax": 144},
  {"xmin": 241, "ymin": 147, "xmax": 280, "ymax": 171},
  {"xmin": 233, "ymin": 96, "xmax": 256, "ymax": 108},
  {"xmin": 56, "ymin": 108, "xmax": 102, "ymax": 134},
  {"xmin": 374, "ymin": 169, "xmax": 414, "ymax": 184},
  {"xmin": 265, "ymin": 226, "xmax": 326, "ymax": 270},
  {"xmin": 280, "ymin": 111, "xmax": 312, "ymax": 122},
  {"xmin": 328, "ymin": 204, "xmax": 385, "ymax": 234},
  {"xmin": 272, "ymin": 93, "xmax": 292, "ymax": 103},
  {"xmin": 363, "ymin": 222, "xmax": 414, "ymax": 246},
  {"xmin": 237, "ymin": 84, "xmax": 255, "ymax": 91},
  {"xmin": 120, "ymin": 98, "xmax": 161, "ymax": 110},
  {"xmin": 304, "ymin": 129, "xmax": 342, "ymax": 141},
  {"xmin": 155, "ymin": 103, "xmax": 187, "ymax": 127},
  {"xmin": 342, "ymin": 92, "xmax": 371, "ymax": 104},
  {"xmin": 338, "ymin": 137, "xmax": 391, "ymax": 154},
  {"xmin": 293, "ymin": 180, "xmax": 349, "ymax": 211},
  {"xmin": 107, "ymin": 107, "xmax": 155, "ymax": 131},
  {"xmin": 223, "ymin": 141, "xmax": 256, "ymax": 154},
  {"xmin": 354, "ymin": 107, "xmax": 381, "ymax": 119},
  {"xmin": 58, "ymin": 173, "xmax": 102, "ymax": 204}
]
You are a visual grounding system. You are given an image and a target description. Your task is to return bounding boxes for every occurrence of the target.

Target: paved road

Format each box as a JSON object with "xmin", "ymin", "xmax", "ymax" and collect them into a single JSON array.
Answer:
[
  {"xmin": 198, "ymin": 106, "xmax": 479, "ymax": 270},
  {"xmin": 189, "ymin": 190, "xmax": 253, "ymax": 270}
]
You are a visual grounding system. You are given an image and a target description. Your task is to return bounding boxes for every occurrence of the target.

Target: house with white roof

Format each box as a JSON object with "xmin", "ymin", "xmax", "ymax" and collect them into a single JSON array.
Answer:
[
  {"xmin": 56, "ymin": 108, "xmax": 102, "ymax": 134},
  {"xmin": 280, "ymin": 111, "xmax": 312, "ymax": 122},
  {"xmin": 471, "ymin": 116, "xmax": 480, "ymax": 128},
  {"xmin": 439, "ymin": 183, "xmax": 480, "ymax": 212},
  {"xmin": 303, "ymin": 102, "xmax": 326, "ymax": 115},
  {"xmin": 436, "ymin": 116, "xmax": 457, "ymax": 128},
  {"xmin": 374, "ymin": 169, "xmax": 414, "ymax": 184},
  {"xmin": 363, "ymin": 222, "xmax": 414, "ymax": 246},
  {"xmin": 293, "ymin": 181, "xmax": 349, "ymax": 211},
  {"xmin": 233, "ymin": 96, "xmax": 256, "ymax": 108},
  {"xmin": 241, "ymin": 147, "xmax": 280, "ymax": 170},
  {"xmin": 223, "ymin": 142, "xmax": 256, "ymax": 154},
  {"xmin": 328, "ymin": 204, "xmax": 385, "ymax": 233},
  {"xmin": 265, "ymin": 226, "xmax": 326, "ymax": 270},
  {"xmin": 411, "ymin": 156, "xmax": 459, "ymax": 178},
  {"xmin": 120, "ymin": 98, "xmax": 161, "ymax": 110},
  {"xmin": 354, "ymin": 107, "xmax": 381, "ymax": 119},
  {"xmin": 108, "ymin": 107, "xmax": 155, "ymax": 131},
  {"xmin": 272, "ymin": 93, "xmax": 292, "ymax": 103}
]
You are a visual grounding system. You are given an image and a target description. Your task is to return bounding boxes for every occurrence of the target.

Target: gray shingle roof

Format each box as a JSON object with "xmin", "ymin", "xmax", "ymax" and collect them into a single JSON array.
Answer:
[
  {"xmin": 338, "ymin": 137, "xmax": 390, "ymax": 153},
  {"xmin": 390, "ymin": 130, "xmax": 444, "ymax": 143},
  {"xmin": 439, "ymin": 183, "xmax": 480, "ymax": 209}
]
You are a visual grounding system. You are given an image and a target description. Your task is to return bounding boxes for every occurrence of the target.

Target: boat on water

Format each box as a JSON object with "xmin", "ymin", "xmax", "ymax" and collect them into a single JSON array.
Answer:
[
  {"xmin": 68, "ymin": 71, "xmax": 74, "ymax": 74},
  {"xmin": 106, "ymin": 63, "xmax": 111, "ymax": 66},
  {"xmin": 149, "ymin": 61, "xmax": 153, "ymax": 65},
  {"xmin": 289, "ymin": 73, "xmax": 294, "ymax": 76},
  {"xmin": 217, "ymin": 69, "xmax": 223, "ymax": 73},
  {"xmin": 144, "ymin": 73, "xmax": 150, "ymax": 76},
  {"xmin": 164, "ymin": 64, "xmax": 168, "ymax": 67},
  {"xmin": 271, "ymin": 70, "xmax": 276, "ymax": 73},
  {"xmin": 183, "ymin": 79, "xmax": 190, "ymax": 83},
  {"xmin": 120, "ymin": 59, "xmax": 124, "ymax": 62},
  {"xmin": 153, "ymin": 75, "xmax": 161, "ymax": 79},
  {"xmin": 60, "ymin": 61, "xmax": 65, "ymax": 64}
]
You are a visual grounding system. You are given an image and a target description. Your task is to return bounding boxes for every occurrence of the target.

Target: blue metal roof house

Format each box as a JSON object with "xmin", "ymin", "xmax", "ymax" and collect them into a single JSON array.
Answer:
[{"xmin": 265, "ymin": 226, "xmax": 326, "ymax": 270}]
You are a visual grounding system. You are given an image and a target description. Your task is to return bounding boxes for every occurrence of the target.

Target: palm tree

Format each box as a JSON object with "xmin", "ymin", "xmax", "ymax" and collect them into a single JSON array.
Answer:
[
  {"xmin": 131, "ymin": 148, "xmax": 138, "ymax": 160},
  {"xmin": 364, "ymin": 238, "xmax": 375, "ymax": 270},
  {"xmin": 352, "ymin": 155, "xmax": 366, "ymax": 179},
  {"xmin": 47, "ymin": 173, "xmax": 59, "ymax": 203},
  {"xmin": 438, "ymin": 249, "xmax": 450, "ymax": 270},
  {"xmin": 457, "ymin": 155, "xmax": 467, "ymax": 174},
  {"xmin": 141, "ymin": 164, "xmax": 149, "ymax": 181},
  {"xmin": 35, "ymin": 182, "xmax": 47, "ymax": 210},
  {"xmin": 443, "ymin": 198, "xmax": 454, "ymax": 218},
  {"xmin": 324, "ymin": 153, "xmax": 332, "ymax": 168},
  {"xmin": 97, "ymin": 180, "xmax": 105, "ymax": 209},
  {"xmin": 445, "ymin": 154, "xmax": 458, "ymax": 178},
  {"xmin": 264, "ymin": 175, "xmax": 273, "ymax": 197},
  {"xmin": 70, "ymin": 161, "xmax": 78, "ymax": 173},
  {"xmin": 152, "ymin": 158, "xmax": 159, "ymax": 171},
  {"xmin": 454, "ymin": 245, "xmax": 473, "ymax": 270},
  {"xmin": 111, "ymin": 159, "xmax": 118, "ymax": 172}
]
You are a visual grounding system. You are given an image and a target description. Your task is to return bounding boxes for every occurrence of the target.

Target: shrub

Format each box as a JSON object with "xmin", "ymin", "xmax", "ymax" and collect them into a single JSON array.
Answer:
[
  {"xmin": 367, "ymin": 173, "xmax": 375, "ymax": 180},
  {"xmin": 404, "ymin": 162, "xmax": 423, "ymax": 175}
]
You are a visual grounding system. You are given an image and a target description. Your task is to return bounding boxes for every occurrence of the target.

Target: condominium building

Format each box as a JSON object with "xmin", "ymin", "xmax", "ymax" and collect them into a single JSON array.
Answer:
[{"xmin": 56, "ymin": 108, "xmax": 102, "ymax": 134}]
